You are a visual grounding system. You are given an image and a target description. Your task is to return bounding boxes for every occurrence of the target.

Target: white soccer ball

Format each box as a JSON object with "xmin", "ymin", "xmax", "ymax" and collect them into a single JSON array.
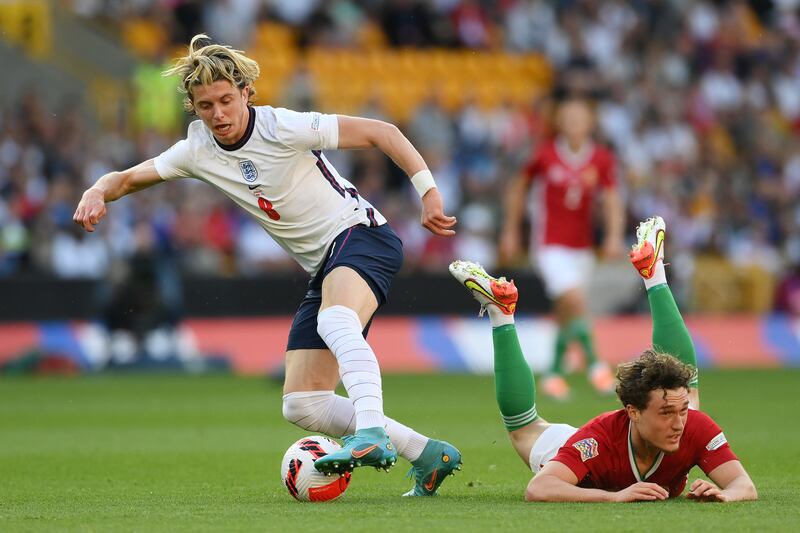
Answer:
[{"xmin": 280, "ymin": 436, "xmax": 351, "ymax": 502}]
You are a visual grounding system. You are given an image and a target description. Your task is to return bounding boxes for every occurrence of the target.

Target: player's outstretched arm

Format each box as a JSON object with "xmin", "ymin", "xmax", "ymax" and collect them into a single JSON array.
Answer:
[
  {"xmin": 73, "ymin": 159, "xmax": 162, "ymax": 232},
  {"xmin": 688, "ymin": 460, "xmax": 757, "ymax": 502},
  {"xmin": 499, "ymin": 174, "xmax": 529, "ymax": 263},
  {"xmin": 601, "ymin": 187, "xmax": 624, "ymax": 259},
  {"xmin": 336, "ymin": 115, "xmax": 456, "ymax": 237},
  {"xmin": 526, "ymin": 461, "xmax": 669, "ymax": 503}
]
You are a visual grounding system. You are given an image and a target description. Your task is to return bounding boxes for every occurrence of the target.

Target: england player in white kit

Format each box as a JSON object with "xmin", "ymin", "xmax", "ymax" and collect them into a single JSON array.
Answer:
[{"xmin": 73, "ymin": 34, "xmax": 462, "ymax": 495}]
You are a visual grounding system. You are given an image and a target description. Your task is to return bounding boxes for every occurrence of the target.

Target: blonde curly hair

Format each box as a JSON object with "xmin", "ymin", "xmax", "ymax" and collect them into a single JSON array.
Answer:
[{"xmin": 162, "ymin": 34, "xmax": 260, "ymax": 114}]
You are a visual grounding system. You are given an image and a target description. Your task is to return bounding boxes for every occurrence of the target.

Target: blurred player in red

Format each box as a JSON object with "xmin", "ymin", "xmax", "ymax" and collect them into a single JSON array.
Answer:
[
  {"xmin": 450, "ymin": 215, "xmax": 757, "ymax": 502},
  {"xmin": 501, "ymin": 98, "xmax": 624, "ymax": 399}
]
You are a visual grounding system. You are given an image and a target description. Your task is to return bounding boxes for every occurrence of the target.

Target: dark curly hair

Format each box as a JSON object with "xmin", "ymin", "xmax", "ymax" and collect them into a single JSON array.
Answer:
[{"xmin": 615, "ymin": 350, "xmax": 696, "ymax": 410}]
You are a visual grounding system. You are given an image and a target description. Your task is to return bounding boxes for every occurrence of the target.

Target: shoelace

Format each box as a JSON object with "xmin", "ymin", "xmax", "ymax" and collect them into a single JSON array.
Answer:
[{"xmin": 405, "ymin": 466, "xmax": 421, "ymax": 481}]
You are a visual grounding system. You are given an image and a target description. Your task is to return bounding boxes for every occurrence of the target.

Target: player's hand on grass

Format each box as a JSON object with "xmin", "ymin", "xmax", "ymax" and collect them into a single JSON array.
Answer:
[
  {"xmin": 614, "ymin": 482, "xmax": 669, "ymax": 502},
  {"xmin": 421, "ymin": 187, "xmax": 456, "ymax": 237},
  {"xmin": 73, "ymin": 187, "xmax": 107, "ymax": 232},
  {"xmin": 686, "ymin": 479, "xmax": 726, "ymax": 502}
]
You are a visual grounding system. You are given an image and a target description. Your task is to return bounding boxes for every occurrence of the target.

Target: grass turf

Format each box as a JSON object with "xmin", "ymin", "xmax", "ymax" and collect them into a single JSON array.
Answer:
[{"xmin": 1, "ymin": 369, "xmax": 798, "ymax": 532}]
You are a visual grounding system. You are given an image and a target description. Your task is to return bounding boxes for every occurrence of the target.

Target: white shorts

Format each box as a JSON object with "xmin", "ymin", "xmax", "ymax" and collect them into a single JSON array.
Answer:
[
  {"xmin": 536, "ymin": 246, "xmax": 595, "ymax": 299},
  {"xmin": 529, "ymin": 423, "xmax": 578, "ymax": 473}
]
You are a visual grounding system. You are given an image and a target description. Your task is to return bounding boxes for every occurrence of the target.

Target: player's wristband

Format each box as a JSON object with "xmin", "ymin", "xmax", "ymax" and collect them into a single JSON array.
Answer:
[{"xmin": 410, "ymin": 169, "xmax": 436, "ymax": 198}]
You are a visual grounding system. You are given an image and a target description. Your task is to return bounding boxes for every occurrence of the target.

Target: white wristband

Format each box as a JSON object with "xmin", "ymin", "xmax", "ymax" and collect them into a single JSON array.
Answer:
[{"xmin": 410, "ymin": 169, "xmax": 436, "ymax": 198}]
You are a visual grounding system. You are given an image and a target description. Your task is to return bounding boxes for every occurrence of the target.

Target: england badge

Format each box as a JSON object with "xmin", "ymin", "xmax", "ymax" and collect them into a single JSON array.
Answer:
[{"xmin": 239, "ymin": 160, "xmax": 258, "ymax": 183}]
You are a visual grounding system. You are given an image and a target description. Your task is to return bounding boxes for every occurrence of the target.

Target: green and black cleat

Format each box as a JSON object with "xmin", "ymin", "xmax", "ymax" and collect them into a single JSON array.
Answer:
[{"xmin": 403, "ymin": 439, "xmax": 463, "ymax": 496}]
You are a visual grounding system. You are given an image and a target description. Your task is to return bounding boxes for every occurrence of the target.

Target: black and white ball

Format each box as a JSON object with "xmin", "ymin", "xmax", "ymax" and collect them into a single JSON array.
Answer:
[{"xmin": 280, "ymin": 436, "xmax": 351, "ymax": 502}]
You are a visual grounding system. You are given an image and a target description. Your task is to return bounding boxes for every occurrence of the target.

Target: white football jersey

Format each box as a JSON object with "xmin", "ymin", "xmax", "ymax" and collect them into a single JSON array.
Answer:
[{"xmin": 153, "ymin": 106, "xmax": 386, "ymax": 274}]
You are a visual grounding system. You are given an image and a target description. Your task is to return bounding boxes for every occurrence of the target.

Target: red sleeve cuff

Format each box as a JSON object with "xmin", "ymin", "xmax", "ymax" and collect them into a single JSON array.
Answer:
[
  {"xmin": 699, "ymin": 446, "xmax": 738, "ymax": 475},
  {"xmin": 551, "ymin": 454, "xmax": 588, "ymax": 482}
]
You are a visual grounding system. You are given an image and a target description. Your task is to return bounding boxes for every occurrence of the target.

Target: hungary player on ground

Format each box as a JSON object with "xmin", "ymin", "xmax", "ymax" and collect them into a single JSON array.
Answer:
[{"xmin": 450, "ymin": 216, "xmax": 757, "ymax": 502}]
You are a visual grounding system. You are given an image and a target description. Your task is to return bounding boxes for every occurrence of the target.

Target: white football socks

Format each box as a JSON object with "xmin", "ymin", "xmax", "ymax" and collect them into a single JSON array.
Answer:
[
  {"xmin": 644, "ymin": 259, "xmax": 667, "ymax": 290},
  {"xmin": 486, "ymin": 303, "xmax": 515, "ymax": 328},
  {"xmin": 316, "ymin": 305, "xmax": 385, "ymax": 431},
  {"xmin": 386, "ymin": 417, "xmax": 430, "ymax": 462},
  {"xmin": 282, "ymin": 391, "xmax": 429, "ymax": 462}
]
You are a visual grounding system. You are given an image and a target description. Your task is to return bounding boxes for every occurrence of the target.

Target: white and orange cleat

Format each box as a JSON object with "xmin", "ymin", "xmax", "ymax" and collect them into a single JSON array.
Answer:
[
  {"xmin": 541, "ymin": 374, "xmax": 570, "ymax": 401},
  {"xmin": 630, "ymin": 216, "xmax": 666, "ymax": 279},
  {"xmin": 448, "ymin": 260, "xmax": 518, "ymax": 316},
  {"xmin": 589, "ymin": 361, "xmax": 615, "ymax": 395}
]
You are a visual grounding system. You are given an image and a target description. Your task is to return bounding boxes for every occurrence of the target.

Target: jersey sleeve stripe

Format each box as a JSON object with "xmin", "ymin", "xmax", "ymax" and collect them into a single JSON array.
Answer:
[
  {"xmin": 312, "ymin": 150, "xmax": 347, "ymax": 198},
  {"xmin": 366, "ymin": 208, "xmax": 378, "ymax": 227}
]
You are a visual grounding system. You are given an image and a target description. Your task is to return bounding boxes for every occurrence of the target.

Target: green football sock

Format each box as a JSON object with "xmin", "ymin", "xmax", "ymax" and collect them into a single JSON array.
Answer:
[
  {"xmin": 570, "ymin": 318, "xmax": 598, "ymax": 366},
  {"xmin": 648, "ymin": 284, "xmax": 699, "ymax": 388},
  {"xmin": 550, "ymin": 326, "xmax": 568, "ymax": 376},
  {"xmin": 492, "ymin": 324, "xmax": 538, "ymax": 431}
]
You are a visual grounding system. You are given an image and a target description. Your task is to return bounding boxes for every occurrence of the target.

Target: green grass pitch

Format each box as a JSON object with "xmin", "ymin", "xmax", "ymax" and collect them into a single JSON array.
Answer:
[{"xmin": 1, "ymin": 369, "xmax": 799, "ymax": 532}]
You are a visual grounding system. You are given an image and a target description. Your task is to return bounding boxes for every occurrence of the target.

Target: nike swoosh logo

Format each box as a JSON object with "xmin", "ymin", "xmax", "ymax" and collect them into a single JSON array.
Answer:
[
  {"xmin": 424, "ymin": 468, "xmax": 438, "ymax": 492},
  {"xmin": 640, "ymin": 229, "xmax": 665, "ymax": 277},
  {"xmin": 655, "ymin": 229, "xmax": 665, "ymax": 259},
  {"xmin": 351, "ymin": 444, "xmax": 379, "ymax": 459},
  {"xmin": 464, "ymin": 279, "xmax": 508, "ymax": 309},
  {"xmin": 248, "ymin": 184, "xmax": 259, "ymax": 190}
]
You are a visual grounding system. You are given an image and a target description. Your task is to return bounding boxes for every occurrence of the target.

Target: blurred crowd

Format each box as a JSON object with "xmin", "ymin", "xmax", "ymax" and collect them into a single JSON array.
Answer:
[{"xmin": 3, "ymin": 0, "xmax": 800, "ymax": 314}]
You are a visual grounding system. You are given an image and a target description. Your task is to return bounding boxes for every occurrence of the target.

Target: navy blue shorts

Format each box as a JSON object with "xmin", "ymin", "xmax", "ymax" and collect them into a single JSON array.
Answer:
[{"xmin": 286, "ymin": 223, "xmax": 403, "ymax": 351}]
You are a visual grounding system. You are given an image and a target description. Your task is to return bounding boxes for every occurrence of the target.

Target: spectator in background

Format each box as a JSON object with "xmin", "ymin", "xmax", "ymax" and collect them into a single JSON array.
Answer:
[
  {"xmin": 454, "ymin": 203, "xmax": 496, "ymax": 270},
  {"xmin": 408, "ymin": 91, "xmax": 455, "ymax": 157},
  {"xmin": 133, "ymin": 56, "xmax": 184, "ymax": 137},
  {"xmin": 102, "ymin": 221, "xmax": 187, "ymax": 366},
  {"xmin": 381, "ymin": 0, "xmax": 435, "ymax": 47},
  {"xmin": 203, "ymin": 0, "xmax": 259, "ymax": 49},
  {"xmin": 775, "ymin": 263, "xmax": 800, "ymax": 316},
  {"xmin": 450, "ymin": 0, "xmax": 492, "ymax": 49},
  {"xmin": 51, "ymin": 223, "xmax": 110, "ymax": 279}
]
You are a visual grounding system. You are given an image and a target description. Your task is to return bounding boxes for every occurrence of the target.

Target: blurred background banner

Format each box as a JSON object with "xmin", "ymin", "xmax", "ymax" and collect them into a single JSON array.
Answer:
[
  {"xmin": 2, "ymin": 0, "xmax": 800, "ymax": 372},
  {"xmin": 1, "ymin": 314, "xmax": 797, "ymax": 375}
]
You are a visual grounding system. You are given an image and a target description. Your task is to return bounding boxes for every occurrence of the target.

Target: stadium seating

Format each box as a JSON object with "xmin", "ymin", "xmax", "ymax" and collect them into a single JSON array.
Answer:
[{"xmin": 249, "ymin": 22, "xmax": 551, "ymax": 121}]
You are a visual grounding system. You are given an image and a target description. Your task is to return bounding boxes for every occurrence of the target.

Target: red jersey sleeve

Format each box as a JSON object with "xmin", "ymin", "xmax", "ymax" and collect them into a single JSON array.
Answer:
[
  {"xmin": 688, "ymin": 410, "xmax": 738, "ymax": 475},
  {"xmin": 523, "ymin": 145, "xmax": 546, "ymax": 183},
  {"xmin": 597, "ymin": 148, "xmax": 617, "ymax": 189},
  {"xmin": 550, "ymin": 423, "xmax": 608, "ymax": 482}
]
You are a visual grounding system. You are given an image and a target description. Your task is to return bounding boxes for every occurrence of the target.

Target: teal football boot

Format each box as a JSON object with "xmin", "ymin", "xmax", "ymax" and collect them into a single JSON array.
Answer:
[
  {"xmin": 314, "ymin": 427, "xmax": 397, "ymax": 474},
  {"xmin": 403, "ymin": 439, "xmax": 463, "ymax": 496}
]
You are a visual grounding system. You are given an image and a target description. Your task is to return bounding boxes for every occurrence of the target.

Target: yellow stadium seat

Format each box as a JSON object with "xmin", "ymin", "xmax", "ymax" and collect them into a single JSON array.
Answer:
[
  {"xmin": 253, "ymin": 22, "xmax": 295, "ymax": 53},
  {"xmin": 121, "ymin": 18, "xmax": 168, "ymax": 60},
  {"xmin": 298, "ymin": 46, "xmax": 552, "ymax": 122}
]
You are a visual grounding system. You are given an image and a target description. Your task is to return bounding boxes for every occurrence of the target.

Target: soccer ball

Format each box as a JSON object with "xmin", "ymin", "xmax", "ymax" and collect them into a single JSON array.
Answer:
[{"xmin": 280, "ymin": 436, "xmax": 351, "ymax": 502}]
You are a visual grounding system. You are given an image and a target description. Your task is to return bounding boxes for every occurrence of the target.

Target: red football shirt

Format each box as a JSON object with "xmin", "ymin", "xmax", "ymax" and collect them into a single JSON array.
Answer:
[
  {"xmin": 551, "ymin": 409, "xmax": 738, "ymax": 497},
  {"xmin": 523, "ymin": 138, "xmax": 617, "ymax": 249}
]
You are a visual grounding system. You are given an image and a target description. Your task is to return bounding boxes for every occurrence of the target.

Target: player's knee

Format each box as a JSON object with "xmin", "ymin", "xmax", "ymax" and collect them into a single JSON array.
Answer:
[
  {"xmin": 316, "ymin": 305, "xmax": 361, "ymax": 342},
  {"xmin": 281, "ymin": 392, "xmax": 308, "ymax": 426},
  {"xmin": 556, "ymin": 289, "xmax": 585, "ymax": 316},
  {"xmin": 282, "ymin": 391, "xmax": 333, "ymax": 431}
]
